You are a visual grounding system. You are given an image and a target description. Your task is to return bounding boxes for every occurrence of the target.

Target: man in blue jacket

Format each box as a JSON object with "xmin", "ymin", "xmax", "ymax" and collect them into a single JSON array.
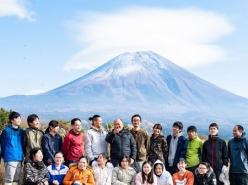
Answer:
[
  {"xmin": 166, "ymin": 121, "xmax": 187, "ymax": 174},
  {"xmin": 0, "ymin": 111, "xmax": 24, "ymax": 185},
  {"xmin": 228, "ymin": 125, "xmax": 248, "ymax": 185}
]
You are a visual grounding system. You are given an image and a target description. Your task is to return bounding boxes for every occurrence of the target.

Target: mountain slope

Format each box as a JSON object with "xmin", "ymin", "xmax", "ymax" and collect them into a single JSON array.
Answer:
[{"xmin": 1, "ymin": 51, "xmax": 248, "ymax": 122}]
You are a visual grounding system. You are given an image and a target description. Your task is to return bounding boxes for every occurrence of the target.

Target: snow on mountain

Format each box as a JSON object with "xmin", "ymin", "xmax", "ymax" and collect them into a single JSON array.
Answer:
[{"xmin": 0, "ymin": 51, "xmax": 248, "ymax": 125}]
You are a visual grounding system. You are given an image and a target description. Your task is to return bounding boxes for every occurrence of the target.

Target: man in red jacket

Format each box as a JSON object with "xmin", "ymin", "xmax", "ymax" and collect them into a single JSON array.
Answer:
[{"xmin": 62, "ymin": 118, "xmax": 84, "ymax": 167}]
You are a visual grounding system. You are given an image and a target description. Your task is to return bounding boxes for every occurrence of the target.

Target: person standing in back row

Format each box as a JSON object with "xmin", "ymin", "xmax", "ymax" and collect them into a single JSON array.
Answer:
[
  {"xmin": 202, "ymin": 123, "xmax": 228, "ymax": 185},
  {"xmin": 166, "ymin": 121, "xmax": 187, "ymax": 175},
  {"xmin": 0, "ymin": 111, "xmax": 24, "ymax": 185},
  {"xmin": 105, "ymin": 118, "xmax": 137, "ymax": 167},
  {"xmin": 228, "ymin": 125, "xmax": 248, "ymax": 185},
  {"xmin": 147, "ymin": 123, "xmax": 168, "ymax": 165},
  {"xmin": 42, "ymin": 120, "xmax": 62, "ymax": 165},
  {"xmin": 185, "ymin": 126, "xmax": 203, "ymax": 173},
  {"xmin": 62, "ymin": 118, "xmax": 84, "ymax": 167},
  {"xmin": 130, "ymin": 114, "xmax": 149, "ymax": 172},
  {"xmin": 24, "ymin": 114, "xmax": 44, "ymax": 162},
  {"xmin": 85, "ymin": 115, "xmax": 108, "ymax": 165}
]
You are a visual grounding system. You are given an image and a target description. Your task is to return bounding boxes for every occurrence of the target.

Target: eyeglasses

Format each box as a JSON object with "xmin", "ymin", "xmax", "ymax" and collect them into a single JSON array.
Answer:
[{"xmin": 199, "ymin": 167, "xmax": 207, "ymax": 170}]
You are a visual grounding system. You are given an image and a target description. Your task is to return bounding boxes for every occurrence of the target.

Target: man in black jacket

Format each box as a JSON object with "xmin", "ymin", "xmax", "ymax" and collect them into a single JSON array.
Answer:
[
  {"xmin": 228, "ymin": 125, "xmax": 248, "ymax": 185},
  {"xmin": 202, "ymin": 123, "xmax": 228, "ymax": 185},
  {"xmin": 105, "ymin": 118, "xmax": 137, "ymax": 167}
]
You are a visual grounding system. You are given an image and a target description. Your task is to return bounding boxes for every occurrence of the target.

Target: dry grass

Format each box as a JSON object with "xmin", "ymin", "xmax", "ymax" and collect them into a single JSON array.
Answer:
[{"xmin": 0, "ymin": 161, "xmax": 4, "ymax": 185}]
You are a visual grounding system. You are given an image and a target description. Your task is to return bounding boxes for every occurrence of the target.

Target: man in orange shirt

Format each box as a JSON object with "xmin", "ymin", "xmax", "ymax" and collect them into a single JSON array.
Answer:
[{"xmin": 172, "ymin": 158, "xmax": 194, "ymax": 185}]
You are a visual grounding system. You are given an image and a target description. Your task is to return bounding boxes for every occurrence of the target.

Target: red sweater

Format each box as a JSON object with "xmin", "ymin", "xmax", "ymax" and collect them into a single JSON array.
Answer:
[{"xmin": 62, "ymin": 129, "xmax": 84, "ymax": 161}]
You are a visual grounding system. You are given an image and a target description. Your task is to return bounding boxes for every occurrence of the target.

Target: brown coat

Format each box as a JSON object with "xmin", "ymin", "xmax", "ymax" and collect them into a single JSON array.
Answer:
[{"xmin": 130, "ymin": 128, "xmax": 149, "ymax": 161}]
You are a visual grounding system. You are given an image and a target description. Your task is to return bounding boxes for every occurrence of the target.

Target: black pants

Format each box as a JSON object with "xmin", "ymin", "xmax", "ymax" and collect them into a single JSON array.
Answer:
[{"xmin": 230, "ymin": 173, "xmax": 248, "ymax": 185}]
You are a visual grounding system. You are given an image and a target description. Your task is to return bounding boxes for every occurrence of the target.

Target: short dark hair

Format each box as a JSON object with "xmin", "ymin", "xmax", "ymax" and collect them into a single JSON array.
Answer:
[
  {"xmin": 89, "ymin": 115, "xmax": 101, "ymax": 122},
  {"xmin": 27, "ymin": 114, "xmax": 39, "ymax": 126},
  {"xmin": 209, "ymin": 122, "xmax": 219, "ymax": 130},
  {"xmin": 131, "ymin": 114, "xmax": 142, "ymax": 122},
  {"xmin": 29, "ymin": 147, "xmax": 42, "ymax": 160},
  {"xmin": 235, "ymin": 124, "xmax": 244, "ymax": 132},
  {"xmin": 153, "ymin": 123, "xmax": 162, "ymax": 130},
  {"xmin": 119, "ymin": 156, "xmax": 130, "ymax": 166},
  {"xmin": 235, "ymin": 124, "xmax": 245, "ymax": 136},
  {"xmin": 54, "ymin": 151, "xmax": 64, "ymax": 158},
  {"xmin": 173, "ymin": 121, "xmax": 183, "ymax": 130},
  {"xmin": 97, "ymin": 153, "xmax": 108, "ymax": 160},
  {"xmin": 9, "ymin": 111, "xmax": 21, "ymax": 121},
  {"xmin": 199, "ymin": 162, "xmax": 211, "ymax": 170},
  {"xmin": 187, "ymin": 125, "xmax": 197, "ymax": 133},
  {"xmin": 71, "ymin": 118, "xmax": 81, "ymax": 125}
]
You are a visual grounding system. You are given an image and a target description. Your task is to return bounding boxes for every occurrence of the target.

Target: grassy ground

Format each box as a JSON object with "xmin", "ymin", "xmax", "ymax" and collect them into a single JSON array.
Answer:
[{"xmin": 0, "ymin": 161, "xmax": 4, "ymax": 185}]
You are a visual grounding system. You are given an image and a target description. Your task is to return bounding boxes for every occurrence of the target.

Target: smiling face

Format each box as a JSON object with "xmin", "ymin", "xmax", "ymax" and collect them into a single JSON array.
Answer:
[
  {"xmin": 51, "ymin": 125, "xmax": 60, "ymax": 134},
  {"xmin": 233, "ymin": 126, "xmax": 243, "ymax": 138},
  {"xmin": 93, "ymin": 117, "xmax": 102, "ymax": 128},
  {"xmin": 113, "ymin": 119, "xmax": 124, "ymax": 132},
  {"xmin": 153, "ymin": 128, "xmax": 161, "ymax": 137},
  {"xmin": 11, "ymin": 116, "xmax": 21, "ymax": 127},
  {"xmin": 33, "ymin": 150, "xmax": 43, "ymax": 162},
  {"xmin": 54, "ymin": 152, "xmax": 64, "ymax": 166},
  {"xmin": 30, "ymin": 118, "xmax": 40, "ymax": 129},
  {"xmin": 177, "ymin": 161, "xmax": 186, "ymax": 171},
  {"xmin": 78, "ymin": 158, "xmax": 87, "ymax": 170},
  {"xmin": 132, "ymin": 116, "xmax": 141, "ymax": 128},
  {"xmin": 73, "ymin": 120, "xmax": 82, "ymax": 133},
  {"xmin": 154, "ymin": 164, "xmax": 163, "ymax": 176},
  {"xmin": 143, "ymin": 163, "xmax": 152, "ymax": 175}
]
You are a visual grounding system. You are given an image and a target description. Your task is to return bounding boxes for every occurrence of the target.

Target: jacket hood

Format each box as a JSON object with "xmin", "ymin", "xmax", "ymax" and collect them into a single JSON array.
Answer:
[{"xmin": 153, "ymin": 160, "xmax": 166, "ymax": 174}]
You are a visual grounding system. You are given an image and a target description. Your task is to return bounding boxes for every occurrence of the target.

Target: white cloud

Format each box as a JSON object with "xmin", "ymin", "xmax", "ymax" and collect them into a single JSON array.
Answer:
[
  {"xmin": 0, "ymin": 0, "xmax": 33, "ymax": 20},
  {"xmin": 64, "ymin": 7, "xmax": 234, "ymax": 71},
  {"xmin": 25, "ymin": 88, "xmax": 46, "ymax": 95}
]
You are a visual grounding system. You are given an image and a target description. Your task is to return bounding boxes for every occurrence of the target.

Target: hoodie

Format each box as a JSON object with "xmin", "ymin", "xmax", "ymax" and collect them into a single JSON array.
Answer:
[{"xmin": 153, "ymin": 160, "xmax": 173, "ymax": 185}]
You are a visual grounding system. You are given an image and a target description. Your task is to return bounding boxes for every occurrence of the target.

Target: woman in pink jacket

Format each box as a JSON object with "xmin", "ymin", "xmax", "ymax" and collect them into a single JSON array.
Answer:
[{"xmin": 135, "ymin": 161, "xmax": 157, "ymax": 185}]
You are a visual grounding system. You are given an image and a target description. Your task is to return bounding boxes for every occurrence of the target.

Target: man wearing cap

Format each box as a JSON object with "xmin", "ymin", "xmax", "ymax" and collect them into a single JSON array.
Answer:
[
  {"xmin": 166, "ymin": 121, "xmax": 187, "ymax": 174},
  {"xmin": 185, "ymin": 126, "xmax": 203, "ymax": 173},
  {"xmin": 172, "ymin": 158, "xmax": 194, "ymax": 185}
]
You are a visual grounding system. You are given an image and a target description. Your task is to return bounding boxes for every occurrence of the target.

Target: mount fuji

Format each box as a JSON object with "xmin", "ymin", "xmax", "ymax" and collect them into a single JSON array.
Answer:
[{"xmin": 0, "ymin": 51, "xmax": 248, "ymax": 128}]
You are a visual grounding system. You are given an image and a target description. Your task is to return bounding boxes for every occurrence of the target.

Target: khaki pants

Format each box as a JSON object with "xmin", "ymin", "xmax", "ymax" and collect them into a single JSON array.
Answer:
[{"xmin": 4, "ymin": 162, "xmax": 22, "ymax": 183}]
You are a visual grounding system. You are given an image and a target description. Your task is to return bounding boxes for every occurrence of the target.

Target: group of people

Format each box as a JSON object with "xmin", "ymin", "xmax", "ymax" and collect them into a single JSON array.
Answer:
[{"xmin": 0, "ymin": 111, "xmax": 247, "ymax": 185}]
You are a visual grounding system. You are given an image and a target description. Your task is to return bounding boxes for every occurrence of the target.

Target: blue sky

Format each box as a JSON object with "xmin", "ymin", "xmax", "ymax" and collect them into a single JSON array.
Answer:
[{"xmin": 0, "ymin": 0, "xmax": 248, "ymax": 98}]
